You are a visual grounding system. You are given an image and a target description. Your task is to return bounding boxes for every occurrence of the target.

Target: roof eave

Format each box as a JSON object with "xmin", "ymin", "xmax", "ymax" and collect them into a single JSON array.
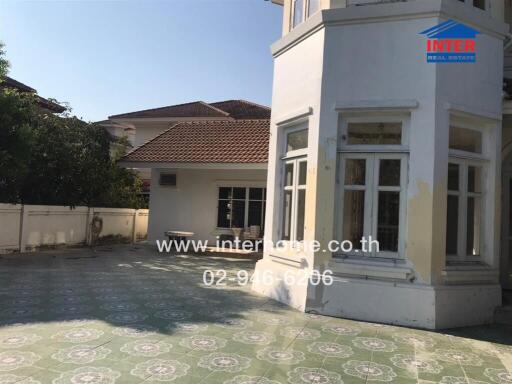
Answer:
[{"xmin": 118, "ymin": 161, "xmax": 268, "ymax": 170}]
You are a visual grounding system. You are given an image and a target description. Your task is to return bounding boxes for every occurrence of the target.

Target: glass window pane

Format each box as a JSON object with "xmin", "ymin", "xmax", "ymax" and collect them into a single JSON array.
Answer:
[
  {"xmin": 343, "ymin": 190, "xmax": 365, "ymax": 250},
  {"xmin": 287, "ymin": 129, "xmax": 308, "ymax": 151},
  {"xmin": 379, "ymin": 159, "xmax": 401, "ymax": 187},
  {"xmin": 466, "ymin": 197, "xmax": 481, "ymax": 256},
  {"xmin": 449, "ymin": 126, "xmax": 482, "ymax": 153},
  {"xmin": 473, "ymin": 0, "xmax": 485, "ymax": 10},
  {"xmin": 377, "ymin": 191, "xmax": 400, "ymax": 252},
  {"xmin": 285, "ymin": 163, "xmax": 294, "ymax": 186},
  {"xmin": 446, "ymin": 195, "xmax": 459, "ymax": 255},
  {"xmin": 292, "ymin": 0, "xmax": 304, "ymax": 28},
  {"xmin": 345, "ymin": 159, "xmax": 366, "ymax": 186},
  {"xmin": 248, "ymin": 201, "xmax": 263, "ymax": 227},
  {"xmin": 282, "ymin": 191, "xmax": 293, "ymax": 241},
  {"xmin": 249, "ymin": 188, "xmax": 263, "ymax": 200},
  {"xmin": 448, "ymin": 164, "xmax": 460, "ymax": 191},
  {"xmin": 346, "ymin": 122, "xmax": 402, "ymax": 145},
  {"xmin": 308, "ymin": 0, "xmax": 320, "ymax": 16},
  {"xmin": 219, "ymin": 187, "xmax": 231, "ymax": 199},
  {"xmin": 232, "ymin": 188, "xmax": 246, "ymax": 200},
  {"xmin": 296, "ymin": 190, "xmax": 306, "ymax": 241},
  {"xmin": 231, "ymin": 200, "xmax": 245, "ymax": 228},
  {"xmin": 467, "ymin": 166, "xmax": 482, "ymax": 193},
  {"xmin": 217, "ymin": 200, "xmax": 230, "ymax": 228},
  {"xmin": 298, "ymin": 161, "xmax": 307, "ymax": 186}
]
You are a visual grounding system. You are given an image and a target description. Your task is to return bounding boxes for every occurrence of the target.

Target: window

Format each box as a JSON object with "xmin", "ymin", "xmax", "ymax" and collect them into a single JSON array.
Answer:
[
  {"xmin": 292, "ymin": 0, "xmax": 304, "ymax": 28},
  {"xmin": 292, "ymin": 0, "xmax": 320, "ymax": 29},
  {"xmin": 337, "ymin": 154, "xmax": 407, "ymax": 258},
  {"xmin": 340, "ymin": 117, "xmax": 406, "ymax": 149},
  {"xmin": 159, "ymin": 173, "xmax": 177, "ymax": 186},
  {"xmin": 446, "ymin": 161, "xmax": 483, "ymax": 260},
  {"xmin": 458, "ymin": 0, "xmax": 486, "ymax": 10},
  {"xmin": 287, "ymin": 129, "xmax": 308, "ymax": 152},
  {"xmin": 217, "ymin": 187, "xmax": 266, "ymax": 230},
  {"xmin": 346, "ymin": 122, "xmax": 402, "ymax": 145},
  {"xmin": 449, "ymin": 125, "xmax": 483, "ymax": 154},
  {"xmin": 282, "ymin": 158, "xmax": 307, "ymax": 242}
]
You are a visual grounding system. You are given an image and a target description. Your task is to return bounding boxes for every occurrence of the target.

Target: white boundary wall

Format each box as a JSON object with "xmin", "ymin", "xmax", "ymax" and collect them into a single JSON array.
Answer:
[{"xmin": 0, "ymin": 204, "xmax": 148, "ymax": 253}]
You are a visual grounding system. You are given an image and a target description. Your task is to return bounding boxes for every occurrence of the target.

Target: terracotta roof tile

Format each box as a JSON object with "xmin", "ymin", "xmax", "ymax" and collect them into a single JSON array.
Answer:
[
  {"xmin": 121, "ymin": 119, "xmax": 269, "ymax": 164},
  {"xmin": 109, "ymin": 99, "xmax": 270, "ymax": 120},
  {"xmin": 210, "ymin": 100, "xmax": 271, "ymax": 119},
  {"xmin": 109, "ymin": 101, "xmax": 230, "ymax": 119}
]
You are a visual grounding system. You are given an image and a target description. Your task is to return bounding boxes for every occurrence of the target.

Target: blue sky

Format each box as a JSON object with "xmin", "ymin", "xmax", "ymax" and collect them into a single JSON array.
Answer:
[{"xmin": 0, "ymin": 1, "xmax": 282, "ymax": 122}]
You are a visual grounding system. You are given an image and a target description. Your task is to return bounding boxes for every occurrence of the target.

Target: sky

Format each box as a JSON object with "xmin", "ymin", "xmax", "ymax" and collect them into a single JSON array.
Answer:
[{"xmin": 0, "ymin": 0, "xmax": 283, "ymax": 122}]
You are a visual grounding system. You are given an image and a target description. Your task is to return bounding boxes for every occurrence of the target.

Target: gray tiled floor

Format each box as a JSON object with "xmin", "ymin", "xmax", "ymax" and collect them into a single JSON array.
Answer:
[{"xmin": 0, "ymin": 245, "xmax": 511, "ymax": 384}]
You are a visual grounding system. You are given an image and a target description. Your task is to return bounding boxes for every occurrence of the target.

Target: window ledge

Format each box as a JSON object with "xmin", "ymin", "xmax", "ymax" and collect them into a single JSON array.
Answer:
[
  {"xmin": 442, "ymin": 266, "xmax": 499, "ymax": 284},
  {"xmin": 329, "ymin": 258, "xmax": 414, "ymax": 282}
]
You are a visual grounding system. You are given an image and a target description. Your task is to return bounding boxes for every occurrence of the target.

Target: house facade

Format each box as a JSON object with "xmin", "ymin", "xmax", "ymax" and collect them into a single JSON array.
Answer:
[
  {"xmin": 251, "ymin": 0, "xmax": 511, "ymax": 329},
  {"xmin": 119, "ymin": 101, "xmax": 270, "ymax": 243}
]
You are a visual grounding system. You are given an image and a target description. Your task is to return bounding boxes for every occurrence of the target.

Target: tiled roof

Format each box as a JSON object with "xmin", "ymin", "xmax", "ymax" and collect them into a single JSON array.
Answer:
[
  {"xmin": 210, "ymin": 100, "xmax": 271, "ymax": 119},
  {"xmin": 109, "ymin": 101, "xmax": 230, "ymax": 119},
  {"xmin": 121, "ymin": 119, "xmax": 269, "ymax": 164},
  {"xmin": 1, "ymin": 76, "xmax": 66, "ymax": 113},
  {"xmin": 109, "ymin": 99, "xmax": 270, "ymax": 120}
]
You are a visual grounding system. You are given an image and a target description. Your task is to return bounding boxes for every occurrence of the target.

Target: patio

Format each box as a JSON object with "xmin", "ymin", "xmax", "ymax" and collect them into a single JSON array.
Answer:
[{"xmin": 0, "ymin": 245, "xmax": 511, "ymax": 384}]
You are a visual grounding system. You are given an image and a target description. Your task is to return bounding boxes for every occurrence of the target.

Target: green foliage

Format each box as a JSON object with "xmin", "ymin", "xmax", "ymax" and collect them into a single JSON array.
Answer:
[
  {"xmin": 0, "ymin": 44, "xmax": 144, "ymax": 208},
  {"xmin": 0, "ymin": 92, "xmax": 144, "ymax": 208},
  {"xmin": 0, "ymin": 42, "xmax": 9, "ymax": 80}
]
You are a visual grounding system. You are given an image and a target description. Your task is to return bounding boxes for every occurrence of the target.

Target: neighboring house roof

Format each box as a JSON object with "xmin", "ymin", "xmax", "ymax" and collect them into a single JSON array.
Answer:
[
  {"xmin": 121, "ymin": 119, "xmax": 270, "ymax": 164},
  {"xmin": 210, "ymin": 100, "xmax": 271, "ymax": 119},
  {"xmin": 1, "ymin": 76, "xmax": 66, "ymax": 113},
  {"xmin": 109, "ymin": 99, "xmax": 270, "ymax": 120},
  {"xmin": 109, "ymin": 101, "xmax": 230, "ymax": 119}
]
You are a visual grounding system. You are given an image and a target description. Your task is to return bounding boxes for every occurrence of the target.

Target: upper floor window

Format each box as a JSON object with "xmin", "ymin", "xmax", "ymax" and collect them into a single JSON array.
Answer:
[
  {"xmin": 339, "ymin": 115, "xmax": 408, "ymax": 150},
  {"xmin": 292, "ymin": 0, "xmax": 320, "ymax": 29},
  {"xmin": 449, "ymin": 125, "xmax": 483, "ymax": 154},
  {"xmin": 458, "ymin": 0, "xmax": 486, "ymax": 11}
]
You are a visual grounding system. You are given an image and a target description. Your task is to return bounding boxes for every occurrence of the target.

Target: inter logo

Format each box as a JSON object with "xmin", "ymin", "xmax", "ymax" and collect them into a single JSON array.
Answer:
[{"xmin": 420, "ymin": 19, "xmax": 480, "ymax": 63}]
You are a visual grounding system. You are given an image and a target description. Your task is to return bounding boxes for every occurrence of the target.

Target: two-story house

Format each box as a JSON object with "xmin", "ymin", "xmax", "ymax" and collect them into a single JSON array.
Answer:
[{"xmin": 252, "ymin": 0, "xmax": 512, "ymax": 329}]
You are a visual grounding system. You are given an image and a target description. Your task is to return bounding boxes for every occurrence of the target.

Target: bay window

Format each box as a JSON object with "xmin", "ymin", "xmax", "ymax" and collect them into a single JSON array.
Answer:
[
  {"xmin": 280, "ymin": 123, "xmax": 308, "ymax": 243},
  {"xmin": 217, "ymin": 187, "xmax": 266, "ymax": 230},
  {"xmin": 338, "ymin": 154, "xmax": 407, "ymax": 258},
  {"xmin": 446, "ymin": 122, "xmax": 486, "ymax": 262},
  {"xmin": 336, "ymin": 115, "xmax": 408, "ymax": 259}
]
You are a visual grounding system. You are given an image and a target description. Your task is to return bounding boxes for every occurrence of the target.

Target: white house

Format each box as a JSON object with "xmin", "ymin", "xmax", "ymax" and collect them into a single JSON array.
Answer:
[
  {"xmin": 252, "ymin": 0, "xmax": 512, "ymax": 329},
  {"xmin": 118, "ymin": 101, "xmax": 270, "ymax": 243},
  {"xmin": 121, "ymin": 0, "xmax": 512, "ymax": 329}
]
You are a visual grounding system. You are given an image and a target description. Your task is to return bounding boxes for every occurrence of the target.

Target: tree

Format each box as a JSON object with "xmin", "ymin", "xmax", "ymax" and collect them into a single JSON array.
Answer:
[{"xmin": 0, "ymin": 43, "xmax": 144, "ymax": 208}]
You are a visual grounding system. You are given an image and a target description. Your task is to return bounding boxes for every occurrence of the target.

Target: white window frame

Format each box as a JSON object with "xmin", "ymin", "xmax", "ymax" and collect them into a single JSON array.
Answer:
[
  {"xmin": 282, "ymin": 157, "xmax": 307, "ymax": 243},
  {"xmin": 446, "ymin": 158, "xmax": 485, "ymax": 262},
  {"xmin": 336, "ymin": 153, "xmax": 408, "ymax": 259},
  {"xmin": 278, "ymin": 121, "xmax": 309, "ymax": 245},
  {"xmin": 338, "ymin": 114, "xmax": 410, "ymax": 153},
  {"xmin": 216, "ymin": 187, "xmax": 266, "ymax": 230},
  {"xmin": 446, "ymin": 117, "xmax": 489, "ymax": 263},
  {"xmin": 291, "ymin": 0, "xmax": 321, "ymax": 29}
]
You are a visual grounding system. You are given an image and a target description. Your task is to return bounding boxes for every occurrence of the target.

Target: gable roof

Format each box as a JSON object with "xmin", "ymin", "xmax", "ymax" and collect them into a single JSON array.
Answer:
[
  {"xmin": 109, "ymin": 101, "xmax": 229, "ymax": 119},
  {"xmin": 121, "ymin": 119, "xmax": 269, "ymax": 164},
  {"xmin": 210, "ymin": 100, "xmax": 271, "ymax": 119},
  {"xmin": 1, "ymin": 76, "xmax": 66, "ymax": 113},
  {"xmin": 109, "ymin": 99, "xmax": 270, "ymax": 120}
]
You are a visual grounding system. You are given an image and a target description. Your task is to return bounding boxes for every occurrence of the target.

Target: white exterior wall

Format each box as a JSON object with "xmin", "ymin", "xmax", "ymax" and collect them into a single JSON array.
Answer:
[
  {"xmin": 254, "ymin": 0, "xmax": 508, "ymax": 328},
  {"xmin": 0, "ymin": 204, "xmax": 149, "ymax": 253},
  {"xmin": 148, "ymin": 168, "xmax": 267, "ymax": 244}
]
